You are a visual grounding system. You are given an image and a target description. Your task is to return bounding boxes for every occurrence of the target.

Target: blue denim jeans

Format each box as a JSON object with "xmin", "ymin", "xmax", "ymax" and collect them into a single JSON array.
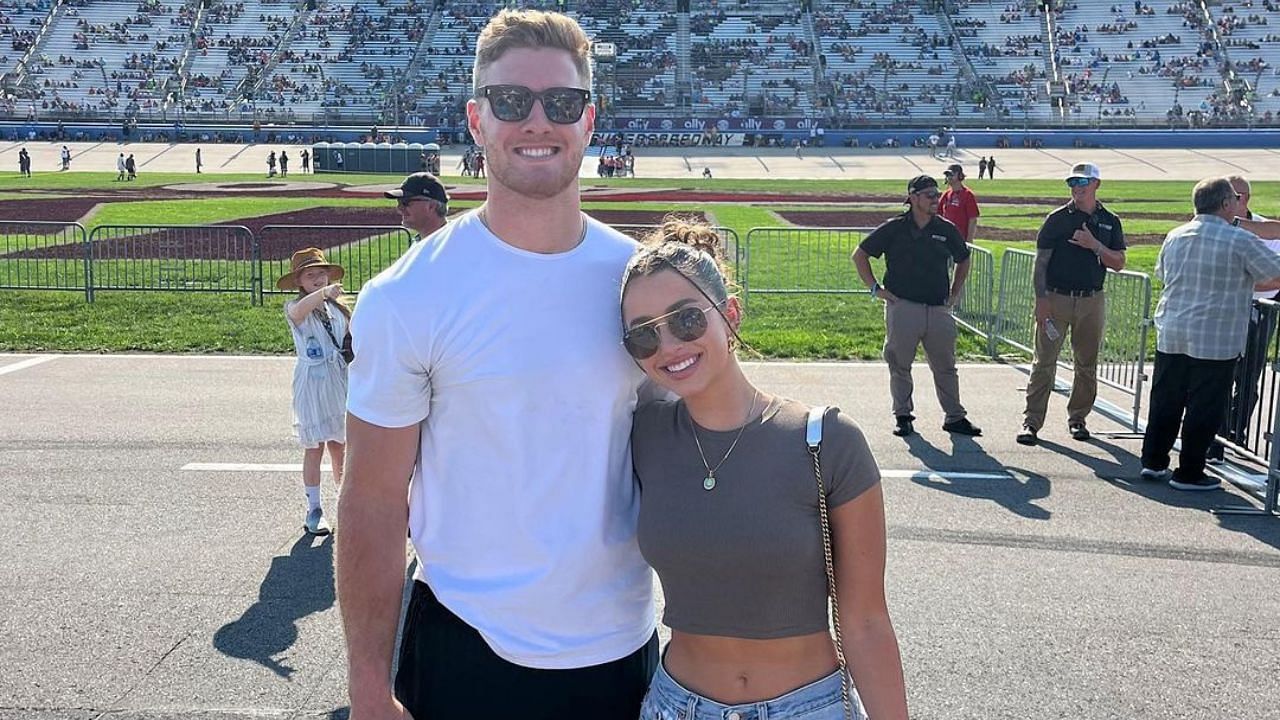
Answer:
[{"xmin": 640, "ymin": 657, "xmax": 868, "ymax": 720}]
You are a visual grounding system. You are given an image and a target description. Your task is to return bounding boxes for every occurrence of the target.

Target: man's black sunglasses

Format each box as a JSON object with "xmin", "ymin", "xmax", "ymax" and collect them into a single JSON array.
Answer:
[{"xmin": 476, "ymin": 85, "xmax": 591, "ymax": 124}]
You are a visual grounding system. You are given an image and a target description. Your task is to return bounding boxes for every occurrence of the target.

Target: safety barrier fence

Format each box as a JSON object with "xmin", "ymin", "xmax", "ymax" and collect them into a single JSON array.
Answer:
[
  {"xmin": 613, "ymin": 225, "xmax": 742, "ymax": 279},
  {"xmin": 741, "ymin": 227, "xmax": 873, "ymax": 300},
  {"xmin": 991, "ymin": 248, "xmax": 1153, "ymax": 432},
  {"xmin": 0, "ymin": 221, "xmax": 90, "ymax": 301},
  {"xmin": 0, "ymin": 222, "xmax": 738, "ymax": 307},
  {"xmin": 1213, "ymin": 300, "xmax": 1280, "ymax": 517}
]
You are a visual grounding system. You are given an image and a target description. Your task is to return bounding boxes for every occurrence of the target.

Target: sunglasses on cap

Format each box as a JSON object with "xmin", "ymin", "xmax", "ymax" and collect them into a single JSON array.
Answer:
[
  {"xmin": 622, "ymin": 304, "xmax": 721, "ymax": 360},
  {"xmin": 1066, "ymin": 177, "xmax": 1094, "ymax": 188},
  {"xmin": 476, "ymin": 85, "xmax": 591, "ymax": 124}
]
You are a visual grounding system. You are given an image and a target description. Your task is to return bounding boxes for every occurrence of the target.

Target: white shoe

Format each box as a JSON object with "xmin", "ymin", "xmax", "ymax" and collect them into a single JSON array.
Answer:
[
  {"xmin": 1139, "ymin": 467, "xmax": 1173, "ymax": 482},
  {"xmin": 304, "ymin": 507, "xmax": 331, "ymax": 535}
]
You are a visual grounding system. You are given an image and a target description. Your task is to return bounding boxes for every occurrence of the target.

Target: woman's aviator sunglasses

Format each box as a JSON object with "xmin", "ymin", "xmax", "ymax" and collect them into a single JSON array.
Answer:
[
  {"xmin": 623, "ymin": 305, "xmax": 720, "ymax": 360},
  {"xmin": 476, "ymin": 85, "xmax": 591, "ymax": 124}
]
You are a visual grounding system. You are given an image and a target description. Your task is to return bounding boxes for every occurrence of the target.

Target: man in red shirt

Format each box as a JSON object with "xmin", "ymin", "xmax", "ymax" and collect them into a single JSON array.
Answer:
[{"xmin": 939, "ymin": 163, "xmax": 980, "ymax": 243}]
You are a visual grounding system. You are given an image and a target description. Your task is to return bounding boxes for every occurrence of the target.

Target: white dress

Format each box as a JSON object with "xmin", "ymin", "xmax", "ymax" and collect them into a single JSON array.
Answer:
[{"xmin": 285, "ymin": 299, "xmax": 350, "ymax": 448}]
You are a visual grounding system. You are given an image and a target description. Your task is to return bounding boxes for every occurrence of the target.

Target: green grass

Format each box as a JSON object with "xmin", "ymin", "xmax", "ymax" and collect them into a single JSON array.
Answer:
[{"xmin": 0, "ymin": 171, "xmax": 1221, "ymax": 357}]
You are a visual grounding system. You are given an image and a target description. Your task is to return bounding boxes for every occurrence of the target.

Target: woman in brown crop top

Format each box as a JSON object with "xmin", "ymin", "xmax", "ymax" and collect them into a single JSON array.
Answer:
[{"xmin": 620, "ymin": 220, "xmax": 908, "ymax": 720}]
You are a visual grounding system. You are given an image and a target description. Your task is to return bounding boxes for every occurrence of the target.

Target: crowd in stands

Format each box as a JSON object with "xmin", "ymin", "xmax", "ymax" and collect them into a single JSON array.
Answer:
[{"xmin": 5, "ymin": 0, "xmax": 1280, "ymax": 129}]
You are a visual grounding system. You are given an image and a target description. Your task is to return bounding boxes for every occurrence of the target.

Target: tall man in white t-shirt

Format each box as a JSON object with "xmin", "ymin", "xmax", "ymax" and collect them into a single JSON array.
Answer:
[{"xmin": 337, "ymin": 10, "xmax": 656, "ymax": 720}]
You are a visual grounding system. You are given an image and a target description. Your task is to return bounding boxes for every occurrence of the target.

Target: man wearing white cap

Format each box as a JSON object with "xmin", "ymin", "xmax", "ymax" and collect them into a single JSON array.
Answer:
[{"xmin": 1017, "ymin": 162, "xmax": 1127, "ymax": 445}]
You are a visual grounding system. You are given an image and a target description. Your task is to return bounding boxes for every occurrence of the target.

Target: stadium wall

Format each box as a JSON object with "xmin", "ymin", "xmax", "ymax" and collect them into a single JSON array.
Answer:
[{"xmin": 3, "ymin": 121, "xmax": 1275, "ymax": 151}]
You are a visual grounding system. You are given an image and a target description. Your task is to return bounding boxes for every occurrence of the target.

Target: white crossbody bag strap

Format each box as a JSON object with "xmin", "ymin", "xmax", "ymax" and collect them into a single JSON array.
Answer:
[{"xmin": 807, "ymin": 405, "xmax": 853, "ymax": 720}]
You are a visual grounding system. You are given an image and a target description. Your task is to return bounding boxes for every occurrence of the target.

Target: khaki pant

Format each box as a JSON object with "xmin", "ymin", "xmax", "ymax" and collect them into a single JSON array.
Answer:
[
  {"xmin": 1023, "ymin": 291, "xmax": 1106, "ymax": 430},
  {"xmin": 883, "ymin": 300, "xmax": 966, "ymax": 422}
]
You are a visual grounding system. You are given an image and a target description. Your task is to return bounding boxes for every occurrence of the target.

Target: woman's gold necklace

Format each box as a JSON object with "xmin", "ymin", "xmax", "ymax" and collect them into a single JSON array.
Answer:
[{"xmin": 691, "ymin": 390, "xmax": 760, "ymax": 492}]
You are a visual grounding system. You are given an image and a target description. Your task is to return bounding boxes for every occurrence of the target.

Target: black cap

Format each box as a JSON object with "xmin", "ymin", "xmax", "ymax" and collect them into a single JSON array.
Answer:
[
  {"xmin": 384, "ymin": 172, "xmax": 449, "ymax": 204},
  {"xmin": 907, "ymin": 175, "xmax": 938, "ymax": 195},
  {"xmin": 943, "ymin": 163, "xmax": 964, "ymax": 177}
]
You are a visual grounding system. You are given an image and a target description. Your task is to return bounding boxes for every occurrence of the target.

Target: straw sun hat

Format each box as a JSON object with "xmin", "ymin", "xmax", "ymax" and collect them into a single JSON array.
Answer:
[{"xmin": 277, "ymin": 247, "xmax": 344, "ymax": 291}]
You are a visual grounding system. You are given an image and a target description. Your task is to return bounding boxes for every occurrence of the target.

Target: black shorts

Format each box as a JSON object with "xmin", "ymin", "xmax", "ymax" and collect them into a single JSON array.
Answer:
[{"xmin": 394, "ymin": 581, "xmax": 659, "ymax": 720}]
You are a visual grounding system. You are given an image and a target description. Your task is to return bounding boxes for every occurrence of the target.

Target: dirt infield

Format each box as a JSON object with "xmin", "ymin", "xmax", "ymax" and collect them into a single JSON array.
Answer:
[{"xmin": 774, "ymin": 209, "xmax": 1172, "ymax": 245}]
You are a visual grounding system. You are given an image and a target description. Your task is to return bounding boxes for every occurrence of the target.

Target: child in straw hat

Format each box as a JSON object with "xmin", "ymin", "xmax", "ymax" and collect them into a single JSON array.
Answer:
[{"xmin": 279, "ymin": 247, "xmax": 352, "ymax": 536}]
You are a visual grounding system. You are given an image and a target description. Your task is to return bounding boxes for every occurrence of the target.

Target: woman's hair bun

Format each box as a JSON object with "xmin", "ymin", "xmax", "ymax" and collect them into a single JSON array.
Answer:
[{"xmin": 651, "ymin": 216, "xmax": 722, "ymax": 261}]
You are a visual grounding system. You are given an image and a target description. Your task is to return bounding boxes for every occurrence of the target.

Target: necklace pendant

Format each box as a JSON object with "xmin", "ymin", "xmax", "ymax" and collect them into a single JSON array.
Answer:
[{"xmin": 703, "ymin": 476, "xmax": 716, "ymax": 491}]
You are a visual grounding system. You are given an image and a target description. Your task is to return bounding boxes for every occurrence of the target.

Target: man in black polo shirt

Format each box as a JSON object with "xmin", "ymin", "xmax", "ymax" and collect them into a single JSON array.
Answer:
[
  {"xmin": 853, "ymin": 175, "xmax": 982, "ymax": 437},
  {"xmin": 1017, "ymin": 162, "xmax": 1127, "ymax": 445}
]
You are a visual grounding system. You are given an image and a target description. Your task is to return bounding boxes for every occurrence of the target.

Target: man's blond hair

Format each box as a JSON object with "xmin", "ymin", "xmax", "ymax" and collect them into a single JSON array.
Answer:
[{"xmin": 472, "ymin": 9, "xmax": 593, "ymax": 94}]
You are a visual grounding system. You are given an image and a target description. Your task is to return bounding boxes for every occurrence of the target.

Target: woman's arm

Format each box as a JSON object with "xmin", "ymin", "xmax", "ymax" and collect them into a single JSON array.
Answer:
[
  {"xmin": 832, "ymin": 483, "xmax": 909, "ymax": 720},
  {"xmin": 287, "ymin": 284, "xmax": 341, "ymax": 326}
]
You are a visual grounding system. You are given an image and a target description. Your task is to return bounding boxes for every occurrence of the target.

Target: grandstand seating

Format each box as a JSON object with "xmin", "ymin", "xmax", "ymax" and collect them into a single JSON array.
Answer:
[
  {"xmin": 1, "ymin": 0, "xmax": 1277, "ymax": 129},
  {"xmin": 24, "ymin": 0, "xmax": 189, "ymax": 117},
  {"xmin": 951, "ymin": 0, "xmax": 1056, "ymax": 123}
]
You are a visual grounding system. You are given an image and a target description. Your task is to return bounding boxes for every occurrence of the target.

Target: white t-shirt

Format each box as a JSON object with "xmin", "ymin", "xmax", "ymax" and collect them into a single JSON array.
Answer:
[
  {"xmin": 347, "ymin": 210, "xmax": 655, "ymax": 669},
  {"xmin": 1250, "ymin": 213, "xmax": 1279, "ymax": 300}
]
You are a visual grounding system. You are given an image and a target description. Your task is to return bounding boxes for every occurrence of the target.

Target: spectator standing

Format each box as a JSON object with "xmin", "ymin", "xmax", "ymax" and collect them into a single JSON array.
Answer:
[
  {"xmin": 301, "ymin": 148, "xmax": 311, "ymax": 173},
  {"xmin": 125, "ymin": 154, "xmax": 136, "ymax": 181},
  {"xmin": 474, "ymin": 149, "xmax": 485, "ymax": 178},
  {"xmin": 853, "ymin": 175, "xmax": 982, "ymax": 438},
  {"xmin": 939, "ymin": 163, "xmax": 979, "ymax": 243},
  {"xmin": 280, "ymin": 151, "xmax": 289, "ymax": 177},
  {"xmin": 334, "ymin": 150, "xmax": 344, "ymax": 172},
  {"xmin": 18, "ymin": 148, "xmax": 30, "ymax": 177},
  {"xmin": 383, "ymin": 172, "xmax": 449, "ymax": 240},
  {"xmin": 1017, "ymin": 163, "xmax": 1127, "ymax": 445},
  {"xmin": 945, "ymin": 134, "xmax": 957, "ymax": 158},
  {"xmin": 116, "ymin": 153, "xmax": 126, "ymax": 181},
  {"xmin": 278, "ymin": 248, "xmax": 351, "ymax": 535},
  {"xmin": 978, "ymin": 156, "xmax": 989, "ymax": 180},
  {"xmin": 196, "ymin": 147, "xmax": 202, "ymax": 174},
  {"xmin": 988, "ymin": 155, "xmax": 998, "ymax": 178},
  {"xmin": 338, "ymin": 10, "xmax": 657, "ymax": 719},
  {"xmin": 1215, "ymin": 176, "xmax": 1280, "ymax": 461},
  {"xmin": 267, "ymin": 151, "xmax": 277, "ymax": 178},
  {"xmin": 60, "ymin": 145, "xmax": 71, "ymax": 171},
  {"xmin": 1140, "ymin": 177, "xmax": 1280, "ymax": 490}
]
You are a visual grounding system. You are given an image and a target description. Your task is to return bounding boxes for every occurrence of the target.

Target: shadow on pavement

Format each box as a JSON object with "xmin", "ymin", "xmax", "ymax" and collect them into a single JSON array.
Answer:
[
  {"xmin": 904, "ymin": 433, "xmax": 1052, "ymax": 519},
  {"xmin": 213, "ymin": 532, "xmax": 335, "ymax": 677}
]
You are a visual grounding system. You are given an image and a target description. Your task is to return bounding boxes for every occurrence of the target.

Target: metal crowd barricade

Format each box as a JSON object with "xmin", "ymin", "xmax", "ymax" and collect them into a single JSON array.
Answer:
[
  {"xmin": 993, "ymin": 248, "xmax": 1153, "ymax": 430},
  {"xmin": 0, "ymin": 221, "xmax": 90, "ymax": 301},
  {"xmin": 87, "ymin": 225, "xmax": 259, "ymax": 303},
  {"xmin": 1215, "ymin": 300, "xmax": 1280, "ymax": 517},
  {"xmin": 953, "ymin": 244, "xmax": 997, "ymax": 356},
  {"xmin": 611, "ymin": 224, "xmax": 743, "ymax": 279},
  {"xmin": 257, "ymin": 225, "xmax": 415, "ymax": 303},
  {"xmin": 741, "ymin": 227, "xmax": 873, "ymax": 301}
]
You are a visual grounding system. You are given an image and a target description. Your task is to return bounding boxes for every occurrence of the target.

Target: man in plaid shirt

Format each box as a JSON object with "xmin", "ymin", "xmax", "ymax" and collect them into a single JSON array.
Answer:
[{"xmin": 1141, "ymin": 177, "xmax": 1280, "ymax": 491}]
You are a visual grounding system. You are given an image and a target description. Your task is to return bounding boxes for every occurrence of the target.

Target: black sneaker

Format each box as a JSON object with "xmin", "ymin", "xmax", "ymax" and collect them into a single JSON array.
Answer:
[
  {"xmin": 1069, "ymin": 422, "xmax": 1091, "ymax": 441},
  {"xmin": 1169, "ymin": 474, "xmax": 1222, "ymax": 492},
  {"xmin": 893, "ymin": 415, "xmax": 915, "ymax": 437},
  {"xmin": 1016, "ymin": 425, "xmax": 1039, "ymax": 445},
  {"xmin": 942, "ymin": 417, "xmax": 982, "ymax": 436}
]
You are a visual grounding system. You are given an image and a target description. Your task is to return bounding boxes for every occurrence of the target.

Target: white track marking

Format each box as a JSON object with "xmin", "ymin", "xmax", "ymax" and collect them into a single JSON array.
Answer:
[{"xmin": 0, "ymin": 355, "xmax": 61, "ymax": 376}]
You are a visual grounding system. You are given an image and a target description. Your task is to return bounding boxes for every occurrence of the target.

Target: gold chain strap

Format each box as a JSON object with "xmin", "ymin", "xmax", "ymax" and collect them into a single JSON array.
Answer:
[{"xmin": 810, "ymin": 441, "xmax": 853, "ymax": 720}]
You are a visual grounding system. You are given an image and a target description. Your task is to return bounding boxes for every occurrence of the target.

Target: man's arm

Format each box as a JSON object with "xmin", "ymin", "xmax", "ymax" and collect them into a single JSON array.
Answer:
[
  {"xmin": 949, "ymin": 257, "xmax": 970, "ymax": 305},
  {"xmin": 966, "ymin": 217, "xmax": 978, "ymax": 244},
  {"xmin": 338, "ymin": 415, "xmax": 421, "ymax": 719},
  {"xmin": 1238, "ymin": 217, "xmax": 1280, "ymax": 240},
  {"xmin": 1033, "ymin": 247, "xmax": 1053, "ymax": 325},
  {"xmin": 1069, "ymin": 225, "xmax": 1126, "ymax": 271},
  {"xmin": 852, "ymin": 247, "xmax": 897, "ymax": 302}
]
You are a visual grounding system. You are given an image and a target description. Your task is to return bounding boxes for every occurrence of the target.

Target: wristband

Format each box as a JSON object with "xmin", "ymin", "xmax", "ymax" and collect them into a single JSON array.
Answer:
[
  {"xmin": 1233, "ymin": 217, "xmax": 1241, "ymax": 227},
  {"xmin": 870, "ymin": 282, "xmax": 880, "ymax": 300}
]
